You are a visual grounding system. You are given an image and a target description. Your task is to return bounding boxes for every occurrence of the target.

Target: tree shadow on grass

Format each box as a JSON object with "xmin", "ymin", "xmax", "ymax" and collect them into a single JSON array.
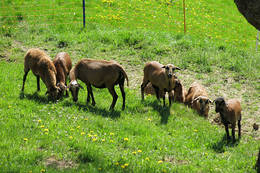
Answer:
[
  {"xmin": 211, "ymin": 134, "xmax": 240, "ymax": 153},
  {"xmin": 19, "ymin": 92, "xmax": 51, "ymax": 104},
  {"xmin": 142, "ymin": 100, "xmax": 170, "ymax": 124},
  {"xmin": 63, "ymin": 101, "xmax": 121, "ymax": 119}
]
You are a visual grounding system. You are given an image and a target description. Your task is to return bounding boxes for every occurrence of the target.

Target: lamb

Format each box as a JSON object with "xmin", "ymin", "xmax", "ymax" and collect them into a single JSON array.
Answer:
[
  {"xmin": 214, "ymin": 97, "xmax": 242, "ymax": 142},
  {"xmin": 21, "ymin": 48, "xmax": 60, "ymax": 99},
  {"xmin": 173, "ymin": 79, "xmax": 186, "ymax": 103},
  {"xmin": 141, "ymin": 61, "xmax": 180, "ymax": 106},
  {"xmin": 53, "ymin": 52, "xmax": 72, "ymax": 97},
  {"xmin": 68, "ymin": 59, "xmax": 129, "ymax": 110},
  {"xmin": 185, "ymin": 82, "xmax": 212, "ymax": 118}
]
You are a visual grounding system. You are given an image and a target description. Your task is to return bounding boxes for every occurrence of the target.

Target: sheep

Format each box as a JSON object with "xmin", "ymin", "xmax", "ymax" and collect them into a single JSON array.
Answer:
[
  {"xmin": 21, "ymin": 48, "xmax": 60, "ymax": 99},
  {"xmin": 185, "ymin": 82, "xmax": 212, "ymax": 118},
  {"xmin": 141, "ymin": 61, "xmax": 180, "ymax": 106},
  {"xmin": 173, "ymin": 79, "xmax": 186, "ymax": 103},
  {"xmin": 144, "ymin": 82, "xmax": 165, "ymax": 98},
  {"xmin": 214, "ymin": 97, "xmax": 242, "ymax": 142},
  {"xmin": 68, "ymin": 59, "xmax": 129, "ymax": 110},
  {"xmin": 53, "ymin": 52, "xmax": 72, "ymax": 97}
]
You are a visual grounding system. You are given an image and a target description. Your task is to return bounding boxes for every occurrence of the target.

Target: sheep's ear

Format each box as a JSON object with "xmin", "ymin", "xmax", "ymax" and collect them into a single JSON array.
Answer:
[
  {"xmin": 174, "ymin": 66, "xmax": 181, "ymax": 70},
  {"xmin": 78, "ymin": 83, "xmax": 84, "ymax": 90},
  {"xmin": 162, "ymin": 66, "xmax": 166, "ymax": 68},
  {"xmin": 193, "ymin": 97, "xmax": 200, "ymax": 102}
]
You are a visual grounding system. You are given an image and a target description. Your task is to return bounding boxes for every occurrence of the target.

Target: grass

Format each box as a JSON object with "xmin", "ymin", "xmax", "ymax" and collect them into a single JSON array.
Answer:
[{"xmin": 0, "ymin": 0, "xmax": 260, "ymax": 172}]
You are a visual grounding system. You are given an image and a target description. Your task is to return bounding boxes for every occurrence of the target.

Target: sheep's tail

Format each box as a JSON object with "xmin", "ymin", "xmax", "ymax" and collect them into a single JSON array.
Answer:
[{"xmin": 118, "ymin": 65, "xmax": 129, "ymax": 86}]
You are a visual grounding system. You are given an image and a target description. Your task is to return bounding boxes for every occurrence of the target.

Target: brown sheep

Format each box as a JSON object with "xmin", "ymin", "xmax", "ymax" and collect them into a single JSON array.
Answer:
[
  {"xmin": 53, "ymin": 52, "xmax": 72, "ymax": 97},
  {"xmin": 214, "ymin": 97, "xmax": 242, "ymax": 142},
  {"xmin": 68, "ymin": 59, "xmax": 129, "ymax": 110},
  {"xmin": 185, "ymin": 82, "xmax": 212, "ymax": 118},
  {"xmin": 21, "ymin": 48, "xmax": 60, "ymax": 99},
  {"xmin": 141, "ymin": 61, "xmax": 180, "ymax": 106},
  {"xmin": 173, "ymin": 79, "xmax": 186, "ymax": 103}
]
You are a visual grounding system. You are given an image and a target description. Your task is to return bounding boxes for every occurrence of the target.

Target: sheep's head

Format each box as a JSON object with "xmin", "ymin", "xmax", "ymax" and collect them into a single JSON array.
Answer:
[
  {"xmin": 46, "ymin": 86, "xmax": 61, "ymax": 100},
  {"xmin": 192, "ymin": 96, "xmax": 212, "ymax": 116},
  {"xmin": 57, "ymin": 82, "xmax": 66, "ymax": 97},
  {"xmin": 214, "ymin": 97, "xmax": 226, "ymax": 113},
  {"xmin": 68, "ymin": 80, "xmax": 83, "ymax": 102},
  {"xmin": 162, "ymin": 64, "xmax": 181, "ymax": 79},
  {"xmin": 174, "ymin": 79, "xmax": 182, "ymax": 91}
]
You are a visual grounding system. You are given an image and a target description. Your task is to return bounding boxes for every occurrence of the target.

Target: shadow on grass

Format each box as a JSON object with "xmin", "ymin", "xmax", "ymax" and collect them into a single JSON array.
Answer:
[
  {"xmin": 63, "ymin": 101, "xmax": 121, "ymax": 119},
  {"xmin": 19, "ymin": 92, "xmax": 50, "ymax": 104},
  {"xmin": 211, "ymin": 134, "xmax": 240, "ymax": 153},
  {"xmin": 142, "ymin": 100, "xmax": 170, "ymax": 124}
]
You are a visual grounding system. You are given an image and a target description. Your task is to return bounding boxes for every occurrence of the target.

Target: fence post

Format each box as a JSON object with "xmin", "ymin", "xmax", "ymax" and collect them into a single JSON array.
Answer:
[
  {"xmin": 183, "ymin": 0, "xmax": 186, "ymax": 33},
  {"xmin": 83, "ymin": 0, "xmax": 86, "ymax": 28}
]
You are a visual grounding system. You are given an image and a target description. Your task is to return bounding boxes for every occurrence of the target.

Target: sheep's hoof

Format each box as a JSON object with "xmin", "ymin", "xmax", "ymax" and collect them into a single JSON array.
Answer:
[{"xmin": 122, "ymin": 106, "xmax": 125, "ymax": 110}]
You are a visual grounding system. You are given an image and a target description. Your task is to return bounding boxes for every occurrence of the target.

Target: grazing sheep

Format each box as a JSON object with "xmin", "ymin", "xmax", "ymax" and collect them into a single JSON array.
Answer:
[
  {"xmin": 68, "ymin": 59, "xmax": 129, "ymax": 110},
  {"xmin": 185, "ymin": 82, "xmax": 212, "ymax": 118},
  {"xmin": 21, "ymin": 48, "xmax": 60, "ymax": 99},
  {"xmin": 141, "ymin": 61, "xmax": 180, "ymax": 106},
  {"xmin": 214, "ymin": 97, "xmax": 242, "ymax": 142},
  {"xmin": 53, "ymin": 52, "xmax": 72, "ymax": 97},
  {"xmin": 144, "ymin": 82, "xmax": 165, "ymax": 98},
  {"xmin": 173, "ymin": 79, "xmax": 186, "ymax": 103}
]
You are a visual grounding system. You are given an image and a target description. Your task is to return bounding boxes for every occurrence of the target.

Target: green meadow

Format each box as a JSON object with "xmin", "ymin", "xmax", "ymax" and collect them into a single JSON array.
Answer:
[{"xmin": 0, "ymin": 0, "xmax": 259, "ymax": 172}]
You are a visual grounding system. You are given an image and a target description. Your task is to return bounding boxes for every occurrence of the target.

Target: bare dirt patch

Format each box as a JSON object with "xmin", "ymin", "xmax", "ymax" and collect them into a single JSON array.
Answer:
[{"xmin": 44, "ymin": 156, "xmax": 77, "ymax": 170}]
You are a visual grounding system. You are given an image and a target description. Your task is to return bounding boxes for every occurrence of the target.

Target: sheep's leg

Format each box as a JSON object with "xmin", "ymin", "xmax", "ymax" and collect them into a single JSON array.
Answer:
[
  {"xmin": 87, "ymin": 85, "xmax": 95, "ymax": 106},
  {"xmin": 231, "ymin": 123, "xmax": 236, "ymax": 142},
  {"xmin": 162, "ymin": 95, "xmax": 166, "ymax": 106},
  {"xmin": 108, "ymin": 86, "xmax": 118, "ymax": 110},
  {"xmin": 36, "ymin": 75, "xmax": 40, "ymax": 91},
  {"xmin": 65, "ymin": 80, "xmax": 69, "ymax": 97},
  {"xmin": 152, "ymin": 85, "xmax": 160, "ymax": 101},
  {"xmin": 141, "ymin": 81, "xmax": 149, "ymax": 100},
  {"xmin": 119, "ymin": 84, "xmax": 126, "ymax": 110},
  {"xmin": 21, "ymin": 71, "xmax": 29, "ymax": 91},
  {"xmin": 224, "ymin": 122, "xmax": 231, "ymax": 140},
  {"xmin": 238, "ymin": 119, "xmax": 241, "ymax": 138},
  {"xmin": 168, "ymin": 91, "xmax": 172, "ymax": 106}
]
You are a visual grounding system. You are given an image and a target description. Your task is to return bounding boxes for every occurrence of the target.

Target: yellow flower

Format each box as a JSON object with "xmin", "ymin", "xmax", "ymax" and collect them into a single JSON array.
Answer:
[
  {"xmin": 101, "ymin": 139, "xmax": 105, "ymax": 142},
  {"xmin": 121, "ymin": 165, "xmax": 125, "ymax": 168},
  {"xmin": 40, "ymin": 169, "xmax": 45, "ymax": 172},
  {"xmin": 70, "ymin": 128, "xmax": 75, "ymax": 131},
  {"xmin": 8, "ymin": 105, "xmax": 11, "ymax": 108},
  {"xmin": 92, "ymin": 138, "xmax": 97, "ymax": 142},
  {"xmin": 124, "ymin": 163, "xmax": 129, "ymax": 167},
  {"xmin": 84, "ymin": 118, "xmax": 88, "ymax": 121},
  {"xmin": 88, "ymin": 134, "xmax": 92, "ymax": 137},
  {"xmin": 148, "ymin": 118, "xmax": 152, "ymax": 121},
  {"xmin": 145, "ymin": 157, "xmax": 149, "ymax": 161},
  {"xmin": 40, "ymin": 125, "xmax": 45, "ymax": 128},
  {"xmin": 162, "ymin": 169, "xmax": 167, "ymax": 173},
  {"xmin": 193, "ymin": 129, "xmax": 198, "ymax": 132},
  {"xmin": 115, "ymin": 162, "xmax": 119, "ymax": 166},
  {"xmin": 90, "ymin": 130, "xmax": 94, "ymax": 133},
  {"xmin": 77, "ymin": 126, "xmax": 80, "ymax": 129},
  {"xmin": 23, "ymin": 138, "xmax": 28, "ymax": 141},
  {"xmin": 137, "ymin": 150, "xmax": 142, "ymax": 153},
  {"xmin": 132, "ymin": 151, "xmax": 137, "ymax": 155},
  {"xmin": 158, "ymin": 160, "xmax": 163, "ymax": 164},
  {"xmin": 124, "ymin": 138, "xmax": 129, "ymax": 141},
  {"xmin": 69, "ymin": 136, "xmax": 73, "ymax": 139},
  {"xmin": 81, "ymin": 132, "xmax": 85, "ymax": 135},
  {"xmin": 43, "ymin": 129, "xmax": 49, "ymax": 132},
  {"xmin": 110, "ymin": 140, "xmax": 114, "ymax": 143},
  {"xmin": 93, "ymin": 134, "xmax": 97, "ymax": 137},
  {"xmin": 110, "ymin": 132, "xmax": 114, "ymax": 136},
  {"xmin": 38, "ymin": 120, "xmax": 42, "ymax": 123}
]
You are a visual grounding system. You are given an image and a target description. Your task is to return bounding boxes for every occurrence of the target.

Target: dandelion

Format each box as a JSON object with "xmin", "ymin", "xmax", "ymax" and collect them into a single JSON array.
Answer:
[
  {"xmin": 38, "ymin": 120, "xmax": 42, "ymax": 123},
  {"xmin": 43, "ymin": 129, "xmax": 49, "ymax": 133},
  {"xmin": 193, "ymin": 129, "xmax": 198, "ymax": 132},
  {"xmin": 94, "ymin": 134, "xmax": 97, "ymax": 137},
  {"xmin": 124, "ymin": 163, "xmax": 129, "ymax": 167},
  {"xmin": 92, "ymin": 138, "xmax": 97, "ymax": 142},
  {"xmin": 158, "ymin": 160, "xmax": 163, "ymax": 164},
  {"xmin": 69, "ymin": 136, "xmax": 73, "ymax": 139},
  {"xmin": 70, "ymin": 128, "xmax": 75, "ymax": 131},
  {"xmin": 145, "ymin": 157, "xmax": 149, "ymax": 161},
  {"xmin": 23, "ymin": 138, "xmax": 28, "ymax": 141},
  {"xmin": 148, "ymin": 118, "xmax": 152, "ymax": 121},
  {"xmin": 81, "ymin": 132, "xmax": 85, "ymax": 135},
  {"xmin": 132, "ymin": 151, "xmax": 137, "ymax": 155},
  {"xmin": 101, "ymin": 139, "xmax": 105, "ymax": 142},
  {"xmin": 110, "ymin": 132, "xmax": 114, "ymax": 136},
  {"xmin": 40, "ymin": 169, "xmax": 45, "ymax": 173},
  {"xmin": 40, "ymin": 125, "xmax": 45, "ymax": 128},
  {"xmin": 115, "ymin": 162, "xmax": 119, "ymax": 166},
  {"xmin": 84, "ymin": 118, "xmax": 88, "ymax": 121},
  {"xmin": 124, "ymin": 138, "xmax": 129, "ymax": 141},
  {"xmin": 77, "ymin": 126, "xmax": 80, "ymax": 129},
  {"xmin": 110, "ymin": 140, "xmax": 114, "ymax": 143},
  {"xmin": 8, "ymin": 105, "xmax": 11, "ymax": 108},
  {"xmin": 137, "ymin": 149, "xmax": 142, "ymax": 153},
  {"xmin": 121, "ymin": 165, "xmax": 125, "ymax": 168}
]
